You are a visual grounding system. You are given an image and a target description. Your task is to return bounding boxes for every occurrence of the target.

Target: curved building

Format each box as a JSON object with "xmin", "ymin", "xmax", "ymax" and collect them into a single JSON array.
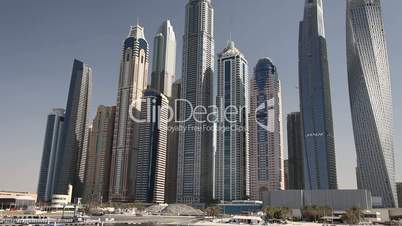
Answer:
[
  {"xmin": 109, "ymin": 25, "xmax": 149, "ymax": 202},
  {"xmin": 249, "ymin": 58, "xmax": 284, "ymax": 200},
  {"xmin": 346, "ymin": 0, "xmax": 397, "ymax": 208},
  {"xmin": 298, "ymin": 0, "xmax": 337, "ymax": 190}
]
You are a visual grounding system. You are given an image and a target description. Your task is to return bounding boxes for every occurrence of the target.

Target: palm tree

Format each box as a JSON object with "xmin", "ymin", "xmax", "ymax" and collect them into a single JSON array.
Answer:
[{"xmin": 342, "ymin": 207, "xmax": 361, "ymax": 224}]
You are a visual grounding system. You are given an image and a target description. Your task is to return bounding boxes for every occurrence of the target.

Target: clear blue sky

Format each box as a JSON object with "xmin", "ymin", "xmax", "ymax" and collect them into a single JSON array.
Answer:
[{"xmin": 0, "ymin": 0, "xmax": 401, "ymax": 192}]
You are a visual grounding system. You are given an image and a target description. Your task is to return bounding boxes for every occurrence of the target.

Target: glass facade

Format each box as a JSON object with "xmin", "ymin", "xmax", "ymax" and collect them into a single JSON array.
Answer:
[
  {"xmin": 347, "ymin": 0, "xmax": 397, "ymax": 208},
  {"xmin": 135, "ymin": 90, "xmax": 169, "ymax": 203},
  {"xmin": 215, "ymin": 41, "xmax": 248, "ymax": 201},
  {"xmin": 299, "ymin": 0, "xmax": 337, "ymax": 190},
  {"xmin": 37, "ymin": 109, "xmax": 64, "ymax": 203},
  {"xmin": 287, "ymin": 112, "xmax": 304, "ymax": 190},
  {"xmin": 54, "ymin": 59, "xmax": 92, "ymax": 199},
  {"xmin": 151, "ymin": 20, "xmax": 176, "ymax": 98}
]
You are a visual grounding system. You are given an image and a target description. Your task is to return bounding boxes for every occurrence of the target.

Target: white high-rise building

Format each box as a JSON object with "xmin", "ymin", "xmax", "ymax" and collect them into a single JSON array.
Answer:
[
  {"xmin": 151, "ymin": 20, "xmax": 176, "ymax": 98},
  {"xmin": 109, "ymin": 25, "xmax": 149, "ymax": 202},
  {"xmin": 347, "ymin": 0, "xmax": 397, "ymax": 208},
  {"xmin": 249, "ymin": 58, "xmax": 284, "ymax": 200},
  {"xmin": 215, "ymin": 41, "xmax": 249, "ymax": 201},
  {"xmin": 177, "ymin": 0, "xmax": 214, "ymax": 207}
]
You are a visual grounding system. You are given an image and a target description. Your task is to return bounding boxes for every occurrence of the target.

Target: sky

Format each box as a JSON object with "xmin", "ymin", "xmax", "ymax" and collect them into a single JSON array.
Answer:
[{"xmin": 0, "ymin": 0, "xmax": 401, "ymax": 192}]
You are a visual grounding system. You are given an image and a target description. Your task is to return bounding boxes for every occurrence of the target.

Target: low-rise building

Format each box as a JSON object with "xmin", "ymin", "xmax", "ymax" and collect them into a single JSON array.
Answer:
[
  {"xmin": 51, "ymin": 184, "xmax": 73, "ymax": 209},
  {"xmin": 217, "ymin": 200, "xmax": 263, "ymax": 215},
  {"xmin": 0, "ymin": 191, "xmax": 36, "ymax": 210},
  {"xmin": 262, "ymin": 189, "xmax": 372, "ymax": 210}
]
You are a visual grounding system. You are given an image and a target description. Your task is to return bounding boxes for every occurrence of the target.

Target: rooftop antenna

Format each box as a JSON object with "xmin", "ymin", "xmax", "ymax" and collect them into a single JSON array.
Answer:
[{"xmin": 136, "ymin": 16, "xmax": 139, "ymax": 26}]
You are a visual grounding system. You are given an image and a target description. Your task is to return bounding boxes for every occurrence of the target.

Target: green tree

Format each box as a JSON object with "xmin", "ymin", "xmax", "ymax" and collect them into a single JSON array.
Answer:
[{"xmin": 263, "ymin": 207, "xmax": 289, "ymax": 221}]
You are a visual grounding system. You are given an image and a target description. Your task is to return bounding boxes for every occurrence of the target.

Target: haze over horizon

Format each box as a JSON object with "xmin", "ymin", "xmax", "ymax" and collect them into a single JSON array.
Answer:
[{"xmin": 0, "ymin": 0, "xmax": 401, "ymax": 192}]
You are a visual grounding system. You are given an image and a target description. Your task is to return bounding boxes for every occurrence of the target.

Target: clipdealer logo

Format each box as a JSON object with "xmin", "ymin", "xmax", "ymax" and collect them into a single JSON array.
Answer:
[{"xmin": 128, "ymin": 97, "xmax": 276, "ymax": 132}]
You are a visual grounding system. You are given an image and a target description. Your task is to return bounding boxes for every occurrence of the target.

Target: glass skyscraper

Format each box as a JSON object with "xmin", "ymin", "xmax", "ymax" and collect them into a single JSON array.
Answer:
[
  {"xmin": 37, "ymin": 108, "xmax": 65, "ymax": 203},
  {"xmin": 54, "ymin": 59, "xmax": 92, "ymax": 198},
  {"xmin": 151, "ymin": 20, "xmax": 176, "ymax": 98},
  {"xmin": 135, "ymin": 90, "xmax": 169, "ymax": 204},
  {"xmin": 177, "ymin": 0, "xmax": 214, "ymax": 207},
  {"xmin": 215, "ymin": 41, "xmax": 249, "ymax": 201},
  {"xmin": 249, "ymin": 58, "xmax": 284, "ymax": 200},
  {"xmin": 347, "ymin": 0, "xmax": 397, "ymax": 208},
  {"xmin": 298, "ymin": 0, "xmax": 337, "ymax": 190},
  {"xmin": 109, "ymin": 25, "xmax": 149, "ymax": 202}
]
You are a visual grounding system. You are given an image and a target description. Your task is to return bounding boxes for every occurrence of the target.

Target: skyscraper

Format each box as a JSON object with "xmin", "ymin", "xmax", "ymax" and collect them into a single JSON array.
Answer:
[
  {"xmin": 177, "ymin": 0, "xmax": 214, "ymax": 207},
  {"xmin": 347, "ymin": 0, "xmax": 397, "ymax": 208},
  {"xmin": 135, "ymin": 90, "xmax": 169, "ymax": 203},
  {"xmin": 109, "ymin": 25, "xmax": 149, "ymax": 202},
  {"xmin": 298, "ymin": 0, "xmax": 337, "ymax": 190},
  {"xmin": 151, "ymin": 20, "xmax": 176, "ymax": 98},
  {"xmin": 37, "ymin": 109, "xmax": 65, "ymax": 203},
  {"xmin": 84, "ymin": 105, "xmax": 115, "ymax": 204},
  {"xmin": 249, "ymin": 58, "xmax": 284, "ymax": 200},
  {"xmin": 149, "ymin": 20, "xmax": 177, "ymax": 203},
  {"xmin": 215, "ymin": 41, "xmax": 249, "ymax": 201},
  {"xmin": 287, "ymin": 112, "xmax": 305, "ymax": 190},
  {"xmin": 165, "ymin": 79, "xmax": 181, "ymax": 203},
  {"xmin": 54, "ymin": 59, "xmax": 92, "ymax": 199}
]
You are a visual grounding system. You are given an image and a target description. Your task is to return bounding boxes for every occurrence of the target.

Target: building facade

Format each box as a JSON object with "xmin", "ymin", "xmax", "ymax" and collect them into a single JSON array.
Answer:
[
  {"xmin": 284, "ymin": 160, "xmax": 289, "ymax": 190},
  {"xmin": 298, "ymin": 0, "xmax": 337, "ymax": 190},
  {"xmin": 249, "ymin": 58, "xmax": 284, "ymax": 200},
  {"xmin": 135, "ymin": 90, "xmax": 169, "ymax": 203},
  {"xmin": 262, "ymin": 189, "xmax": 373, "ymax": 210},
  {"xmin": 215, "ymin": 41, "xmax": 249, "ymax": 201},
  {"xmin": 109, "ymin": 25, "xmax": 149, "ymax": 202},
  {"xmin": 84, "ymin": 105, "xmax": 115, "ymax": 204},
  {"xmin": 346, "ymin": 0, "xmax": 397, "ymax": 208},
  {"xmin": 37, "ymin": 109, "xmax": 65, "ymax": 203},
  {"xmin": 151, "ymin": 20, "xmax": 176, "ymax": 98},
  {"xmin": 397, "ymin": 183, "xmax": 402, "ymax": 208},
  {"xmin": 54, "ymin": 59, "xmax": 92, "ymax": 199},
  {"xmin": 176, "ymin": 0, "xmax": 214, "ymax": 206},
  {"xmin": 165, "ymin": 79, "xmax": 181, "ymax": 203},
  {"xmin": 287, "ymin": 112, "xmax": 305, "ymax": 190}
]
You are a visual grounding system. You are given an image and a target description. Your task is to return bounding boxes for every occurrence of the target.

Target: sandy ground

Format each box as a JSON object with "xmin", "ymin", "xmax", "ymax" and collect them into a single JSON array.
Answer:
[{"xmin": 193, "ymin": 221, "xmax": 324, "ymax": 226}]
